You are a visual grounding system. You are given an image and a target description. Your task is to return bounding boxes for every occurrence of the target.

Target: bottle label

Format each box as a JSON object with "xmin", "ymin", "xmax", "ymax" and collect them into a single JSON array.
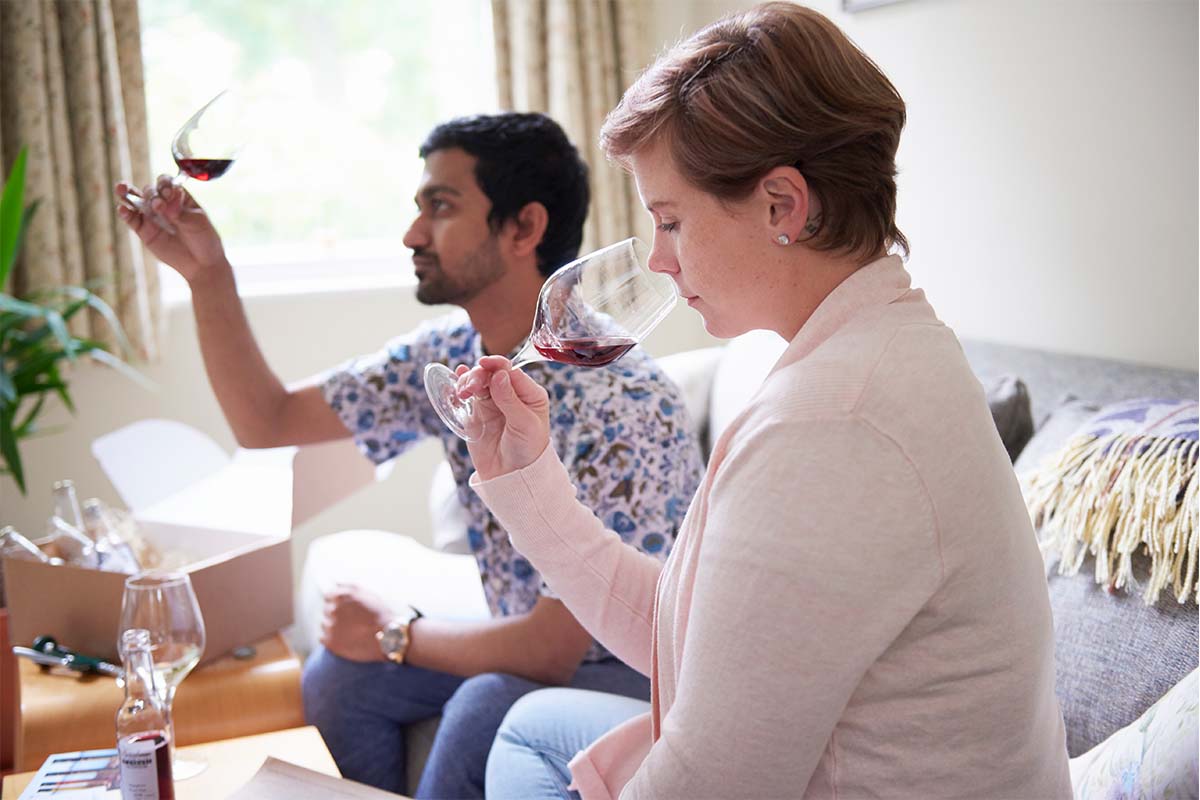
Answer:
[{"xmin": 118, "ymin": 735, "xmax": 163, "ymax": 799}]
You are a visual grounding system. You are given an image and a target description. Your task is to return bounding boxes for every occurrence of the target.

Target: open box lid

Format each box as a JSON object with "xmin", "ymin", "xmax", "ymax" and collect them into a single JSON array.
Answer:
[{"xmin": 91, "ymin": 419, "xmax": 392, "ymax": 536}]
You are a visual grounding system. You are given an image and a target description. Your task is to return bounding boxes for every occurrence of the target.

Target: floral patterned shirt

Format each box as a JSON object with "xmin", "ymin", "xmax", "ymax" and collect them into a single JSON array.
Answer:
[{"xmin": 320, "ymin": 310, "xmax": 703, "ymax": 661}]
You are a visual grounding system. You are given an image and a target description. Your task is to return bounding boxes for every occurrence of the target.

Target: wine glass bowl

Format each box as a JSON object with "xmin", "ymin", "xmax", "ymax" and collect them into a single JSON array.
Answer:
[
  {"xmin": 119, "ymin": 89, "xmax": 244, "ymax": 233},
  {"xmin": 170, "ymin": 90, "xmax": 241, "ymax": 182},
  {"xmin": 424, "ymin": 237, "xmax": 676, "ymax": 441},
  {"xmin": 119, "ymin": 570, "xmax": 207, "ymax": 778}
]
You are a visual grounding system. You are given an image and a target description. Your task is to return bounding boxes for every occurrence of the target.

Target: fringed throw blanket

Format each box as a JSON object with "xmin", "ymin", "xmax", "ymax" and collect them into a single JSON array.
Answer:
[{"xmin": 1024, "ymin": 398, "xmax": 1198, "ymax": 605}]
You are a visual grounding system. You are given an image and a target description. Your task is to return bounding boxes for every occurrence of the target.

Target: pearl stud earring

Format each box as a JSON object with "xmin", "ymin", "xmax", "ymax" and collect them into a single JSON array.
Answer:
[{"xmin": 776, "ymin": 233, "xmax": 790, "ymax": 245}]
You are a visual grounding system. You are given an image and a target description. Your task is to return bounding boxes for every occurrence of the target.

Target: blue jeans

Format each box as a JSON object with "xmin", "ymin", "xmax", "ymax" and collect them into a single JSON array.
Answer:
[
  {"xmin": 301, "ymin": 647, "xmax": 650, "ymax": 798},
  {"xmin": 486, "ymin": 688, "xmax": 652, "ymax": 800}
]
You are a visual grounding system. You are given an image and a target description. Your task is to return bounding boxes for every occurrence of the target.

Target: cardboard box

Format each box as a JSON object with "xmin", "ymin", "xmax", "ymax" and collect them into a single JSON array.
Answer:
[{"xmin": 4, "ymin": 419, "xmax": 388, "ymax": 666}]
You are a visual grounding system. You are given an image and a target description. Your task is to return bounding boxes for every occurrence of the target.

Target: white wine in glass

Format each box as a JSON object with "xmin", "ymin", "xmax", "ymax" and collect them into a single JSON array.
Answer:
[
  {"xmin": 119, "ymin": 571, "xmax": 207, "ymax": 780},
  {"xmin": 423, "ymin": 237, "xmax": 677, "ymax": 441}
]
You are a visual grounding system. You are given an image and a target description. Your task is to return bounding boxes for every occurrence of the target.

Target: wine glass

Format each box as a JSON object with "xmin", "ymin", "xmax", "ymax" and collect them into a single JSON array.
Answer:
[
  {"xmin": 119, "ymin": 89, "xmax": 244, "ymax": 234},
  {"xmin": 424, "ymin": 237, "xmax": 676, "ymax": 441},
  {"xmin": 119, "ymin": 571, "xmax": 208, "ymax": 779}
]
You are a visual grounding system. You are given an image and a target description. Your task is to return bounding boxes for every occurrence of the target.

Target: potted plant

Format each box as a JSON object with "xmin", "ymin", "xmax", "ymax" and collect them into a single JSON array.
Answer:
[{"xmin": 1, "ymin": 147, "xmax": 144, "ymax": 495}]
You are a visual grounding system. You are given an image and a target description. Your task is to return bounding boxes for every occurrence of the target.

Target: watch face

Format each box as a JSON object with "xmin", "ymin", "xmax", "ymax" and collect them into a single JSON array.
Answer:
[{"xmin": 378, "ymin": 625, "xmax": 407, "ymax": 657}]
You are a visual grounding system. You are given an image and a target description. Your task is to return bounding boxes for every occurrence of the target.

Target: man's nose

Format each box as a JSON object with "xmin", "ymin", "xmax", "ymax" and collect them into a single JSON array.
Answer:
[{"xmin": 403, "ymin": 216, "xmax": 429, "ymax": 250}]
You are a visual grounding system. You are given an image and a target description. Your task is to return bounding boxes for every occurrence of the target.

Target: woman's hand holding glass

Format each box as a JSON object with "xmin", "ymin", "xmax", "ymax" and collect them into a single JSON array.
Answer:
[{"xmin": 454, "ymin": 355, "xmax": 552, "ymax": 481}]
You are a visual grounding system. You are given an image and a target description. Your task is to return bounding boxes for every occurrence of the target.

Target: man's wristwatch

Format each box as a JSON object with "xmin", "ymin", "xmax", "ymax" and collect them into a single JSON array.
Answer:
[{"xmin": 375, "ymin": 605, "xmax": 423, "ymax": 664}]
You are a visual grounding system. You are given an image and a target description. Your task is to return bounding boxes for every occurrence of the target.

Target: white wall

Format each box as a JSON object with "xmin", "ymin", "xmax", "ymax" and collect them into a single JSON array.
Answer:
[{"xmin": 657, "ymin": 0, "xmax": 1199, "ymax": 370}]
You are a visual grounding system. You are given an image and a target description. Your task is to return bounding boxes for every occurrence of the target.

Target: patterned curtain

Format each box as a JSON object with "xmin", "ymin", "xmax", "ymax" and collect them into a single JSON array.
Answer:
[
  {"xmin": 492, "ymin": 0, "xmax": 648, "ymax": 253},
  {"xmin": 0, "ymin": 0, "xmax": 160, "ymax": 360}
]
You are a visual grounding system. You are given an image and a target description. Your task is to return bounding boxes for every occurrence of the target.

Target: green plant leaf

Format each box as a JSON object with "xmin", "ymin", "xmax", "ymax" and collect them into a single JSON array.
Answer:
[
  {"xmin": 0, "ymin": 405, "xmax": 26, "ymax": 495},
  {"xmin": 87, "ymin": 347, "xmax": 156, "ymax": 391},
  {"xmin": 14, "ymin": 393, "xmax": 46, "ymax": 438},
  {"xmin": 56, "ymin": 286, "xmax": 136, "ymax": 357},
  {"xmin": 0, "ymin": 147, "xmax": 28, "ymax": 291},
  {"xmin": 44, "ymin": 308, "xmax": 78, "ymax": 359},
  {"xmin": 0, "ymin": 292, "xmax": 47, "ymax": 319},
  {"xmin": 0, "ymin": 360, "xmax": 13, "ymax": 403}
]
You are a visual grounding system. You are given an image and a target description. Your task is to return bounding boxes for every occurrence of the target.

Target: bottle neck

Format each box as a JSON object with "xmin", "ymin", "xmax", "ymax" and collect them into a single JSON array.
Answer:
[
  {"xmin": 121, "ymin": 644, "xmax": 159, "ymax": 703},
  {"xmin": 52, "ymin": 486, "xmax": 84, "ymax": 530}
]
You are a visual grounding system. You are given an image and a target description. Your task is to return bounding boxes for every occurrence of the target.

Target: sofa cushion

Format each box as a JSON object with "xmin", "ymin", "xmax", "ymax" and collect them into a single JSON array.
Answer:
[
  {"xmin": 985, "ymin": 375, "xmax": 1034, "ymax": 461},
  {"xmin": 1018, "ymin": 397, "xmax": 1199, "ymax": 756},
  {"xmin": 1045, "ymin": 548, "xmax": 1198, "ymax": 756},
  {"xmin": 1026, "ymin": 397, "xmax": 1198, "ymax": 605},
  {"xmin": 1069, "ymin": 669, "xmax": 1198, "ymax": 800}
]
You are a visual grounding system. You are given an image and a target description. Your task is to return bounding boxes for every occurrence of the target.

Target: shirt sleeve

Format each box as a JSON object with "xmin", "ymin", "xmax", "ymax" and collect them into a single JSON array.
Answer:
[
  {"xmin": 319, "ymin": 319, "xmax": 463, "ymax": 465},
  {"xmin": 471, "ymin": 445, "xmax": 666, "ymax": 676},
  {"xmin": 620, "ymin": 418, "xmax": 941, "ymax": 798}
]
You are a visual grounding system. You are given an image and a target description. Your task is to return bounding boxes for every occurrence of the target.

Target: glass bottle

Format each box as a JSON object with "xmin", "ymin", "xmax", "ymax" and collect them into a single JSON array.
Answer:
[
  {"xmin": 51, "ymin": 479, "xmax": 86, "ymax": 531},
  {"xmin": 83, "ymin": 498, "xmax": 142, "ymax": 574},
  {"xmin": 116, "ymin": 628, "xmax": 175, "ymax": 800},
  {"xmin": 0, "ymin": 526, "xmax": 53, "ymax": 563},
  {"xmin": 43, "ymin": 515, "xmax": 99, "ymax": 568}
]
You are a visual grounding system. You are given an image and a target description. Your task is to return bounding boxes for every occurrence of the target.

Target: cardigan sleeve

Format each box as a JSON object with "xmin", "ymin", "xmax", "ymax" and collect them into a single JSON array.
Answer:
[
  {"xmin": 620, "ymin": 417, "xmax": 942, "ymax": 798},
  {"xmin": 471, "ymin": 445, "xmax": 669, "ymax": 675}
]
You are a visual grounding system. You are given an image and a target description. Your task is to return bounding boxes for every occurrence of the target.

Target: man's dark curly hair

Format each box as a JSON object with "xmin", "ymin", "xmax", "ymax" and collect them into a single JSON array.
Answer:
[{"xmin": 420, "ymin": 113, "xmax": 590, "ymax": 277}]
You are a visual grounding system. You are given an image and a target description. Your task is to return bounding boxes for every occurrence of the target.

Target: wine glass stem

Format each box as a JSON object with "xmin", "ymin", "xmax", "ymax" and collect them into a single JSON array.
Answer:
[
  {"xmin": 509, "ymin": 338, "xmax": 542, "ymax": 371},
  {"xmin": 164, "ymin": 684, "xmax": 178, "ymax": 761}
]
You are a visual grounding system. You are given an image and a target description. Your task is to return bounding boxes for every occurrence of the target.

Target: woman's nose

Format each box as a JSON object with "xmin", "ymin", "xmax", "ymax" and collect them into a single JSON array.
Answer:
[{"xmin": 647, "ymin": 236, "xmax": 678, "ymax": 275}]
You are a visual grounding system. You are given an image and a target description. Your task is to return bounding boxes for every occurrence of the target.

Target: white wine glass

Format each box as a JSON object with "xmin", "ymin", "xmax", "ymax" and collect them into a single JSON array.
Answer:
[
  {"xmin": 423, "ymin": 237, "xmax": 676, "ymax": 441},
  {"xmin": 119, "ymin": 571, "xmax": 207, "ymax": 779},
  {"xmin": 119, "ymin": 89, "xmax": 244, "ymax": 234}
]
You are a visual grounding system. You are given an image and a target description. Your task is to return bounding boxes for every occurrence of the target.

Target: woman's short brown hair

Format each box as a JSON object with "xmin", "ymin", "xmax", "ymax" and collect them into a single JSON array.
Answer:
[{"xmin": 601, "ymin": 2, "xmax": 908, "ymax": 258}]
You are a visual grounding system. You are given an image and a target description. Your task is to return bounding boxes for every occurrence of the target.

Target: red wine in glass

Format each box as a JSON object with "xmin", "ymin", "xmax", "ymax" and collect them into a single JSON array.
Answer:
[
  {"xmin": 174, "ymin": 158, "xmax": 234, "ymax": 181},
  {"xmin": 533, "ymin": 336, "xmax": 637, "ymax": 367},
  {"xmin": 424, "ymin": 237, "xmax": 677, "ymax": 441}
]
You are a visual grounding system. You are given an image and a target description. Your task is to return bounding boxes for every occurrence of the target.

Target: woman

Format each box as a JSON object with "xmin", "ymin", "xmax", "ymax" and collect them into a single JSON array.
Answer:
[{"xmin": 456, "ymin": 3, "xmax": 1071, "ymax": 798}]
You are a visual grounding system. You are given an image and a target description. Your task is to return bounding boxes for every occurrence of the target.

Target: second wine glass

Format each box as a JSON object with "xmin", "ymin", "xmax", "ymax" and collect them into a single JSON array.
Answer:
[
  {"xmin": 423, "ymin": 237, "xmax": 677, "ymax": 441},
  {"xmin": 119, "ymin": 570, "xmax": 207, "ymax": 779}
]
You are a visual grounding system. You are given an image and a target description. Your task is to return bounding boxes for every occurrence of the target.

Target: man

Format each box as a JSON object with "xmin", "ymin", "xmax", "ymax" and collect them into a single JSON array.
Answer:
[{"xmin": 115, "ymin": 113, "xmax": 703, "ymax": 797}]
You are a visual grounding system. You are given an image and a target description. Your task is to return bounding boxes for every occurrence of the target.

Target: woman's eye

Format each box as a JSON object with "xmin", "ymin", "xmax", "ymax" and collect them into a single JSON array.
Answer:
[{"xmin": 657, "ymin": 221, "xmax": 678, "ymax": 233}]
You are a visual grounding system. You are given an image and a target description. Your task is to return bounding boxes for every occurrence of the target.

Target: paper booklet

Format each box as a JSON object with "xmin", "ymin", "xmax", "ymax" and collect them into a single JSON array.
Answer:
[
  {"xmin": 226, "ymin": 757, "xmax": 409, "ymax": 799},
  {"xmin": 17, "ymin": 748, "xmax": 121, "ymax": 799}
]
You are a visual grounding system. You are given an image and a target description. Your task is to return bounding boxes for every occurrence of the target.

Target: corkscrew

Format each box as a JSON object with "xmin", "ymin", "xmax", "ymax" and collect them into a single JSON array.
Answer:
[{"xmin": 12, "ymin": 635, "xmax": 123, "ymax": 677}]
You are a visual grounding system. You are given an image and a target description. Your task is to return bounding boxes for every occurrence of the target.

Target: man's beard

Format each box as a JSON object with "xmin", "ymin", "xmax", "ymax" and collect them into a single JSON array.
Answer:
[{"xmin": 414, "ymin": 236, "xmax": 505, "ymax": 306}]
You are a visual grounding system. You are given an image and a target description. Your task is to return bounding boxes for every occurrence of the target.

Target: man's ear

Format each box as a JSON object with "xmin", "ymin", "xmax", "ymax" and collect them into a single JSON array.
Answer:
[
  {"xmin": 506, "ymin": 201, "xmax": 550, "ymax": 261},
  {"xmin": 759, "ymin": 166, "xmax": 812, "ymax": 241}
]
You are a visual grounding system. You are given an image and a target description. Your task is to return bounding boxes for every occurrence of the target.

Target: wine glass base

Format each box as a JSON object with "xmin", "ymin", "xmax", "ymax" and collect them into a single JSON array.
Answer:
[
  {"xmin": 174, "ymin": 756, "xmax": 208, "ymax": 780},
  {"xmin": 423, "ymin": 363, "xmax": 482, "ymax": 442}
]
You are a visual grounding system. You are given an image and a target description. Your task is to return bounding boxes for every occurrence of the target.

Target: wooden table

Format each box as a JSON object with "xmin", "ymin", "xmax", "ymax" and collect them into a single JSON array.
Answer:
[
  {"xmin": 13, "ymin": 633, "xmax": 305, "ymax": 772},
  {"xmin": 3, "ymin": 725, "xmax": 340, "ymax": 799}
]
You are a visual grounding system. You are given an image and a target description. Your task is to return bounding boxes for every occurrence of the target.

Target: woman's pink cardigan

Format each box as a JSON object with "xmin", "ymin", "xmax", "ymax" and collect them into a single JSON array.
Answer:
[{"xmin": 473, "ymin": 256, "xmax": 1072, "ymax": 799}]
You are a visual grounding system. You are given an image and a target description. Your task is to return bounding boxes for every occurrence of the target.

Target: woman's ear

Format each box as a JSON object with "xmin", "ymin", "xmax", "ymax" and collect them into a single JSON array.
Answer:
[
  {"xmin": 760, "ymin": 166, "xmax": 811, "ymax": 243},
  {"xmin": 507, "ymin": 201, "xmax": 550, "ymax": 260}
]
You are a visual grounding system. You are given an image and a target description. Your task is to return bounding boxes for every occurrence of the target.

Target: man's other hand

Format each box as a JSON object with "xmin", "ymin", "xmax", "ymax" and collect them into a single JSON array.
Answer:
[{"xmin": 320, "ymin": 583, "xmax": 393, "ymax": 662}]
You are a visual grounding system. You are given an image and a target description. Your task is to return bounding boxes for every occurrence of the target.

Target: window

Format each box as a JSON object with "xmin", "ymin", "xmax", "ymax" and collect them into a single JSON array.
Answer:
[{"xmin": 139, "ymin": 0, "xmax": 496, "ymax": 297}]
